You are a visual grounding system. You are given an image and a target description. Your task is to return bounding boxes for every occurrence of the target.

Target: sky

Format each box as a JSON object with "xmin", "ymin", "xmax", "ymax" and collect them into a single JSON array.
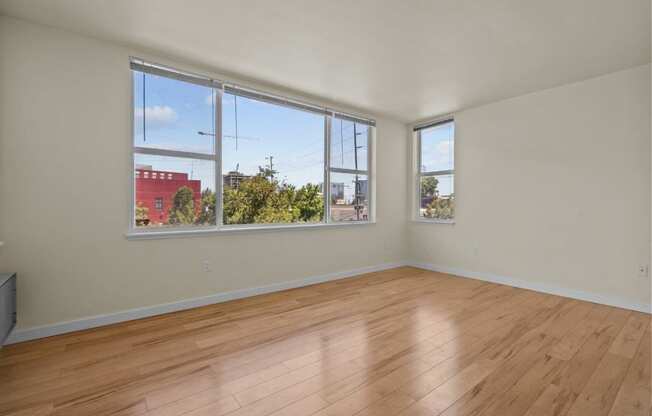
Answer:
[{"xmin": 133, "ymin": 71, "xmax": 369, "ymax": 198}]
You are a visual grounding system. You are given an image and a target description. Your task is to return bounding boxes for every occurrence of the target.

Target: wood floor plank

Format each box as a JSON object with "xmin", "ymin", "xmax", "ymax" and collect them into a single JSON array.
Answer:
[
  {"xmin": 523, "ymin": 307, "xmax": 631, "ymax": 416},
  {"xmin": 608, "ymin": 327, "xmax": 651, "ymax": 416},
  {"xmin": 609, "ymin": 313, "xmax": 649, "ymax": 359},
  {"xmin": 398, "ymin": 359, "xmax": 498, "ymax": 415},
  {"xmin": 0, "ymin": 267, "xmax": 648, "ymax": 416},
  {"xmin": 566, "ymin": 352, "xmax": 632, "ymax": 416}
]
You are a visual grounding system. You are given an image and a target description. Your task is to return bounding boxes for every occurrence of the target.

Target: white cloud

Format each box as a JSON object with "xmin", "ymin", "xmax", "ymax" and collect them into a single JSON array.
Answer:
[
  {"xmin": 422, "ymin": 140, "xmax": 453, "ymax": 171},
  {"xmin": 134, "ymin": 106, "xmax": 178, "ymax": 127}
]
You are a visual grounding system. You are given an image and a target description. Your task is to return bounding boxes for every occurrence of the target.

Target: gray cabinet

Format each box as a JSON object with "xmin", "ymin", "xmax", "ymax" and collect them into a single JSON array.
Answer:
[{"xmin": 0, "ymin": 273, "xmax": 16, "ymax": 346}]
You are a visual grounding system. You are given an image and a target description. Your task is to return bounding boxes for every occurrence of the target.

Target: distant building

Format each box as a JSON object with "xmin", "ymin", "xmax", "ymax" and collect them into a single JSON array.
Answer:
[
  {"xmin": 330, "ymin": 182, "xmax": 345, "ymax": 201},
  {"xmin": 135, "ymin": 165, "xmax": 201, "ymax": 225},
  {"xmin": 325, "ymin": 179, "xmax": 367, "ymax": 204},
  {"xmin": 223, "ymin": 171, "xmax": 251, "ymax": 189},
  {"xmin": 331, "ymin": 178, "xmax": 369, "ymax": 221}
]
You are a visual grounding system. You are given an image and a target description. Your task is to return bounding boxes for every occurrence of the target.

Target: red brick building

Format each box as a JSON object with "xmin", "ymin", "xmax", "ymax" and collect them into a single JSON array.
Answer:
[{"xmin": 135, "ymin": 166, "xmax": 201, "ymax": 225}]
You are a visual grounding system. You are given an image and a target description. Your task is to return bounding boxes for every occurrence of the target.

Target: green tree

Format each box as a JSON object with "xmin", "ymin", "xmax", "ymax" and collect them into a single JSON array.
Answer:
[
  {"xmin": 420, "ymin": 176, "xmax": 439, "ymax": 198},
  {"xmin": 223, "ymin": 175, "xmax": 324, "ymax": 225},
  {"xmin": 135, "ymin": 202, "xmax": 149, "ymax": 226},
  {"xmin": 223, "ymin": 176, "xmax": 276, "ymax": 224},
  {"xmin": 425, "ymin": 195, "xmax": 455, "ymax": 220},
  {"xmin": 295, "ymin": 183, "xmax": 324, "ymax": 222},
  {"xmin": 196, "ymin": 188, "xmax": 216, "ymax": 225},
  {"xmin": 168, "ymin": 186, "xmax": 195, "ymax": 225}
]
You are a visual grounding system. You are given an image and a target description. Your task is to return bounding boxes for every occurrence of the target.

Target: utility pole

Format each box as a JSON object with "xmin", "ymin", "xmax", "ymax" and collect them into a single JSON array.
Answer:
[{"xmin": 265, "ymin": 155, "xmax": 274, "ymax": 180}]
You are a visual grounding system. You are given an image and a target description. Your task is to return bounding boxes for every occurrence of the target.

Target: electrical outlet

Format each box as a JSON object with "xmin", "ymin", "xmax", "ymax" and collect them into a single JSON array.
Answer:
[
  {"xmin": 638, "ymin": 265, "xmax": 649, "ymax": 278},
  {"xmin": 202, "ymin": 260, "xmax": 212, "ymax": 273}
]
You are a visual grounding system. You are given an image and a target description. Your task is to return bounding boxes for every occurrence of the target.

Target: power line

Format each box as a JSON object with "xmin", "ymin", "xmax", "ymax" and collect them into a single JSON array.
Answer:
[{"xmin": 268, "ymin": 144, "xmax": 368, "ymax": 174}]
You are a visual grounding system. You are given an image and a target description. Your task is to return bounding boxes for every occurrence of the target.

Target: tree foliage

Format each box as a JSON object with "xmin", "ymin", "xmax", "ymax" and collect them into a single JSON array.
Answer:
[
  {"xmin": 223, "ymin": 175, "xmax": 276, "ymax": 224},
  {"xmin": 425, "ymin": 196, "xmax": 455, "ymax": 220},
  {"xmin": 421, "ymin": 176, "xmax": 455, "ymax": 220},
  {"xmin": 135, "ymin": 202, "xmax": 149, "ymax": 221},
  {"xmin": 135, "ymin": 202, "xmax": 150, "ymax": 226},
  {"xmin": 196, "ymin": 188, "xmax": 216, "ymax": 225},
  {"xmin": 295, "ymin": 183, "xmax": 324, "ymax": 222},
  {"xmin": 222, "ymin": 170, "xmax": 323, "ymax": 225},
  {"xmin": 141, "ymin": 170, "xmax": 324, "ymax": 227},
  {"xmin": 420, "ymin": 176, "xmax": 439, "ymax": 198},
  {"xmin": 168, "ymin": 186, "xmax": 196, "ymax": 225}
]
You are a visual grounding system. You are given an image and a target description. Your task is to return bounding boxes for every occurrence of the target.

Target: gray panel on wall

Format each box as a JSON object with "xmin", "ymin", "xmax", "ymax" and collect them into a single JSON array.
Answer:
[{"xmin": 0, "ymin": 274, "xmax": 17, "ymax": 346}]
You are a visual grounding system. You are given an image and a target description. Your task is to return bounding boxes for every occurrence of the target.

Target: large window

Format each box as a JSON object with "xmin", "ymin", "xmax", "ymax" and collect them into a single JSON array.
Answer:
[
  {"xmin": 415, "ymin": 119, "xmax": 455, "ymax": 221},
  {"xmin": 130, "ymin": 59, "xmax": 375, "ymax": 234}
]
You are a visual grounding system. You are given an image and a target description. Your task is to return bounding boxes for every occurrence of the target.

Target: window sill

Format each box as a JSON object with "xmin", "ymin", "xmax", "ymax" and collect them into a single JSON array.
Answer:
[
  {"xmin": 125, "ymin": 221, "xmax": 376, "ymax": 240},
  {"xmin": 411, "ymin": 218, "xmax": 456, "ymax": 225}
]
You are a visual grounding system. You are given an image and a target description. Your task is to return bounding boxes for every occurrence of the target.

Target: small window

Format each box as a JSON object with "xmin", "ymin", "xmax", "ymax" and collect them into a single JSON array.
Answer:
[
  {"xmin": 329, "ymin": 116, "xmax": 371, "ymax": 222},
  {"xmin": 154, "ymin": 197, "xmax": 163, "ymax": 211},
  {"xmin": 416, "ymin": 119, "xmax": 455, "ymax": 221}
]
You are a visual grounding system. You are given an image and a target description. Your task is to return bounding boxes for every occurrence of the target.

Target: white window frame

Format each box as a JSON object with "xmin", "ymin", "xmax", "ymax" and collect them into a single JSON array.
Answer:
[
  {"xmin": 127, "ymin": 58, "xmax": 376, "ymax": 239},
  {"xmin": 413, "ymin": 117, "xmax": 455, "ymax": 224}
]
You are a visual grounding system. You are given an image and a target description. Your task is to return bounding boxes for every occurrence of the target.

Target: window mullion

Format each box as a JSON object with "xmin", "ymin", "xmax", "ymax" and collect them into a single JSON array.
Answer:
[
  {"xmin": 421, "ymin": 169, "xmax": 454, "ymax": 177},
  {"xmin": 133, "ymin": 147, "xmax": 216, "ymax": 161},
  {"xmin": 416, "ymin": 131, "xmax": 422, "ymax": 220},
  {"xmin": 367, "ymin": 126, "xmax": 373, "ymax": 221},
  {"xmin": 215, "ymin": 87, "xmax": 223, "ymax": 229},
  {"xmin": 324, "ymin": 115, "xmax": 332, "ymax": 223},
  {"xmin": 329, "ymin": 167, "xmax": 368, "ymax": 175}
]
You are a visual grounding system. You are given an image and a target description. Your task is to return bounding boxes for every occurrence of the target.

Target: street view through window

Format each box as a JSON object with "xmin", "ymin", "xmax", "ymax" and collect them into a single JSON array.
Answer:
[
  {"xmin": 132, "ymin": 64, "xmax": 372, "ymax": 230},
  {"xmin": 418, "ymin": 120, "xmax": 455, "ymax": 220}
]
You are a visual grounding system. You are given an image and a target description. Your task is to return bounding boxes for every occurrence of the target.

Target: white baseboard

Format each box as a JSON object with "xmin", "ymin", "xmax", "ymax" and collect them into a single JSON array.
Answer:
[
  {"xmin": 6, "ymin": 262, "xmax": 407, "ymax": 345},
  {"xmin": 7, "ymin": 260, "xmax": 648, "ymax": 345},
  {"xmin": 411, "ymin": 262, "xmax": 651, "ymax": 314}
]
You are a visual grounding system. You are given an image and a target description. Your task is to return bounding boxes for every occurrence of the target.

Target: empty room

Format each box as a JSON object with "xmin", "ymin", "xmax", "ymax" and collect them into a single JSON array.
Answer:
[{"xmin": 0, "ymin": 1, "xmax": 650, "ymax": 415}]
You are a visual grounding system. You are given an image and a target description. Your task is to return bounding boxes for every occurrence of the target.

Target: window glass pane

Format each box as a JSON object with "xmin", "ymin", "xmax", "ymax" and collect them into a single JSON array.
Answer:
[
  {"xmin": 419, "ymin": 174, "xmax": 454, "ymax": 220},
  {"xmin": 330, "ymin": 172, "xmax": 369, "ymax": 222},
  {"xmin": 134, "ymin": 154, "xmax": 216, "ymax": 227},
  {"xmin": 133, "ymin": 70, "xmax": 216, "ymax": 155},
  {"xmin": 420, "ymin": 121, "xmax": 454, "ymax": 172},
  {"xmin": 221, "ymin": 93, "xmax": 325, "ymax": 225},
  {"xmin": 330, "ymin": 117, "xmax": 368, "ymax": 171}
]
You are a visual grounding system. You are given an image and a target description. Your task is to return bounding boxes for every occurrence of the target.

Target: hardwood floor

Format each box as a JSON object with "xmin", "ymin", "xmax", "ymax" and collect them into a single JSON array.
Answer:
[{"xmin": 0, "ymin": 267, "xmax": 649, "ymax": 416}]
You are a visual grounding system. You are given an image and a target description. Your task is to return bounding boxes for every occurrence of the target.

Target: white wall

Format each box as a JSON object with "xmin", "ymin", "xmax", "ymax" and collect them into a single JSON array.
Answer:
[
  {"xmin": 0, "ymin": 16, "xmax": 409, "ymax": 330},
  {"xmin": 408, "ymin": 64, "xmax": 652, "ymax": 310}
]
